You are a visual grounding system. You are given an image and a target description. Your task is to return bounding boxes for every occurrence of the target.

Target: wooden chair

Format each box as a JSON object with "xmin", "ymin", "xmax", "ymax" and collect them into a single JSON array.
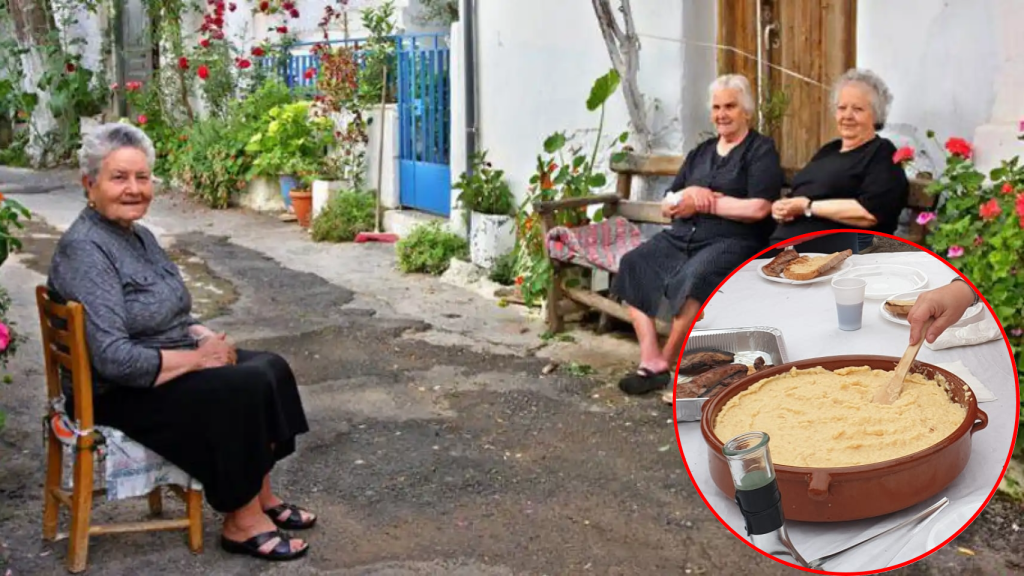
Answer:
[
  {"xmin": 535, "ymin": 151, "xmax": 935, "ymax": 334},
  {"xmin": 35, "ymin": 285, "xmax": 203, "ymax": 573}
]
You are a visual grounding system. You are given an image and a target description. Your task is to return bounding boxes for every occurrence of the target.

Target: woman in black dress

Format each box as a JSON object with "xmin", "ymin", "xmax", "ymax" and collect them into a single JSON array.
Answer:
[
  {"xmin": 48, "ymin": 123, "xmax": 313, "ymax": 561},
  {"xmin": 613, "ymin": 74, "xmax": 784, "ymax": 395},
  {"xmin": 769, "ymin": 68, "xmax": 909, "ymax": 254}
]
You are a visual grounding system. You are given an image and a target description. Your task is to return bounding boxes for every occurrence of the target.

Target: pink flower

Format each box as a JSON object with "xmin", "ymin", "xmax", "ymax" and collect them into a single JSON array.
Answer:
[
  {"xmin": 947, "ymin": 245, "xmax": 965, "ymax": 259},
  {"xmin": 137, "ymin": 114, "xmax": 148, "ymax": 125},
  {"xmin": 1012, "ymin": 328, "xmax": 1023, "ymax": 337},
  {"xmin": 1019, "ymin": 119, "xmax": 1024, "ymax": 133},
  {"xmin": 892, "ymin": 146, "xmax": 915, "ymax": 165},
  {"xmin": 0, "ymin": 322, "xmax": 9, "ymax": 352},
  {"xmin": 915, "ymin": 212, "xmax": 936, "ymax": 226},
  {"xmin": 109, "ymin": 82, "xmax": 119, "ymax": 90}
]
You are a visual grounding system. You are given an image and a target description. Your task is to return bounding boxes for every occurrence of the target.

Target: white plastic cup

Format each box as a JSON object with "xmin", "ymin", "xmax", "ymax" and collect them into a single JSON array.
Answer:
[{"xmin": 832, "ymin": 277, "xmax": 867, "ymax": 331}]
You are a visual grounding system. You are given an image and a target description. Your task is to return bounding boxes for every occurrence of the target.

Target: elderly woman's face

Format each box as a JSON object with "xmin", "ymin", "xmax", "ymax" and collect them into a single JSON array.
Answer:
[
  {"xmin": 83, "ymin": 147, "xmax": 153, "ymax": 226},
  {"xmin": 710, "ymin": 88, "xmax": 749, "ymax": 139},
  {"xmin": 835, "ymin": 82, "xmax": 876, "ymax": 142}
]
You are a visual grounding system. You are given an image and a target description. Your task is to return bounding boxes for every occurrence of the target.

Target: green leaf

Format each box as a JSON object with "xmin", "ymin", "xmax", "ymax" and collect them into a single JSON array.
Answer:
[
  {"xmin": 586, "ymin": 69, "xmax": 620, "ymax": 112},
  {"xmin": 543, "ymin": 132, "xmax": 566, "ymax": 154},
  {"xmin": 592, "ymin": 207, "xmax": 605, "ymax": 223},
  {"xmin": 588, "ymin": 173, "xmax": 607, "ymax": 188},
  {"xmin": 610, "ymin": 150, "xmax": 628, "ymax": 164},
  {"xmin": 618, "ymin": 131, "xmax": 629, "ymax": 143}
]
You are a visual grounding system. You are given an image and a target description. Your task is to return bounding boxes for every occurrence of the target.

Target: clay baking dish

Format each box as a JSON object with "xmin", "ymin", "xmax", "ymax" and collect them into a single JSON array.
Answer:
[{"xmin": 700, "ymin": 355, "xmax": 989, "ymax": 523}]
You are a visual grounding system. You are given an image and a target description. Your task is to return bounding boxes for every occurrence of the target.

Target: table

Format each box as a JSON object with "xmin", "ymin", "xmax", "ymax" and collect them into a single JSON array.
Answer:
[{"xmin": 676, "ymin": 252, "xmax": 1017, "ymax": 572}]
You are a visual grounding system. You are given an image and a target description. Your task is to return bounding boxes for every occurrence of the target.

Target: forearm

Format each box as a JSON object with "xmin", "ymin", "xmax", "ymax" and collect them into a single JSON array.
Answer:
[
  {"xmin": 948, "ymin": 278, "xmax": 978, "ymax": 309},
  {"xmin": 713, "ymin": 196, "xmax": 770, "ymax": 222},
  {"xmin": 154, "ymin": 349, "xmax": 202, "ymax": 386},
  {"xmin": 809, "ymin": 199, "xmax": 878, "ymax": 227}
]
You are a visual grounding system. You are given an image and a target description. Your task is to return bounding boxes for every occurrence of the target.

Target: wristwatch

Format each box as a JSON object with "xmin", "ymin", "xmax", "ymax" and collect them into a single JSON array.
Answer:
[
  {"xmin": 949, "ymin": 277, "xmax": 981, "ymax": 307},
  {"xmin": 803, "ymin": 199, "xmax": 814, "ymax": 218}
]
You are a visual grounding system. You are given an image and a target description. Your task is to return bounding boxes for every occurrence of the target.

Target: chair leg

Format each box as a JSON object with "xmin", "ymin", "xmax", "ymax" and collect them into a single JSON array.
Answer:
[
  {"xmin": 42, "ymin": 432, "xmax": 63, "ymax": 541},
  {"xmin": 148, "ymin": 488, "xmax": 163, "ymax": 516},
  {"xmin": 185, "ymin": 489, "xmax": 204, "ymax": 554},
  {"xmin": 66, "ymin": 447, "xmax": 94, "ymax": 573}
]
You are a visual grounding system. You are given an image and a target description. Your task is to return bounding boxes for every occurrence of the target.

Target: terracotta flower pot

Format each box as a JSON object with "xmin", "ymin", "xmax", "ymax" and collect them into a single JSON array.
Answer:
[{"xmin": 289, "ymin": 189, "xmax": 313, "ymax": 228}]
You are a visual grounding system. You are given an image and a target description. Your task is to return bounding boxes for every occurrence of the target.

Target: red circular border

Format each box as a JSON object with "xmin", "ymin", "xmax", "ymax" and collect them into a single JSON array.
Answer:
[{"xmin": 671, "ymin": 229, "xmax": 1021, "ymax": 575}]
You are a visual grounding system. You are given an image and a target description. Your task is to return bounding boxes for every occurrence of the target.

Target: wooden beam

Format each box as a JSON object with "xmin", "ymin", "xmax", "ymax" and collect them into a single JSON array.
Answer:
[
  {"xmin": 615, "ymin": 201, "xmax": 670, "ymax": 224},
  {"xmin": 534, "ymin": 194, "xmax": 620, "ymax": 214},
  {"xmin": 609, "ymin": 151, "xmax": 683, "ymax": 177},
  {"xmin": 563, "ymin": 285, "xmax": 671, "ymax": 336}
]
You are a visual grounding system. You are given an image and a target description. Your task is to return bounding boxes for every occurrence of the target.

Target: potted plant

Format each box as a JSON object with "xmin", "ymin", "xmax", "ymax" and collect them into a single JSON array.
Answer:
[
  {"xmin": 245, "ymin": 100, "xmax": 334, "ymax": 213},
  {"xmin": 0, "ymin": 193, "xmax": 31, "ymax": 268},
  {"xmin": 453, "ymin": 151, "xmax": 516, "ymax": 268}
]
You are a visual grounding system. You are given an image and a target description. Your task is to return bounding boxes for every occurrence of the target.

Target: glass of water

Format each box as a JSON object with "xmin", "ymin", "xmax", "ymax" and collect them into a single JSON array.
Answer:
[{"xmin": 832, "ymin": 277, "xmax": 868, "ymax": 331}]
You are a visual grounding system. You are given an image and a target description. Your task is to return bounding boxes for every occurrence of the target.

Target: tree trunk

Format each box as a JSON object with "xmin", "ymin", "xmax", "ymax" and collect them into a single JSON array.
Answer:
[
  {"xmin": 8, "ymin": 0, "xmax": 59, "ymax": 167},
  {"xmin": 591, "ymin": 0, "xmax": 652, "ymax": 155}
]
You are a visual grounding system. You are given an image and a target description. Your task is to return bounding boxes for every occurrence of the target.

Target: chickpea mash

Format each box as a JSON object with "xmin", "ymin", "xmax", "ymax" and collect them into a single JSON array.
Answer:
[{"xmin": 713, "ymin": 366, "xmax": 967, "ymax": 468}]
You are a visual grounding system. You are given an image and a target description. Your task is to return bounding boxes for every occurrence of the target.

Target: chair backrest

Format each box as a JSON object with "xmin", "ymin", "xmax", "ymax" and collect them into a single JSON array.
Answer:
[{"xmin": 35, "ymin": 286, "xmax": 94, "ymax": 427}]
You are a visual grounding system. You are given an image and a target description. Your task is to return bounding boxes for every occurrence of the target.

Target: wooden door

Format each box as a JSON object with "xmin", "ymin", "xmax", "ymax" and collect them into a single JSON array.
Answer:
[{"xmin": 717, "ymin": 0, "xmax": 857, "ymax": 171}]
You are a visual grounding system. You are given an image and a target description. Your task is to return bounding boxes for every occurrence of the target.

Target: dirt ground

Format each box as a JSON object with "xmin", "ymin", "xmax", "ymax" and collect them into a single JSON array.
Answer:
[{"xmin": 0, "ymin": 168, "xmax": 1020, "ymax": 575}]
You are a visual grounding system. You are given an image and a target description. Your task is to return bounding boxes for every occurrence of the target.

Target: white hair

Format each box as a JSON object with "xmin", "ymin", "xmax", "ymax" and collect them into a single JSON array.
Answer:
[
  {"xmin": 708, "ymin": 74, "xmax": 756, "ymax": 116},
  {"xmin": 78, "ymin": 122, "xmax": 156, "ymax": 181},
  {"xmin": 831, "ymin": 68, "xmax": 893, "ymax": 130}
]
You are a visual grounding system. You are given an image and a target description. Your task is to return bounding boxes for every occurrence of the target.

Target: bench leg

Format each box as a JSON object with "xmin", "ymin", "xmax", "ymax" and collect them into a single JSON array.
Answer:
[
  {"xmin": 186, "ymin": 489, "xmax": 204, "ymax": 553},
  {"xmin": 546, "ymin": 265, "xmax": 565, "ymax": 334},
  {"xmin": 42, "ymin": 429, "xmax": 63, "ymax": 541},
  {"xmin": 148, "ymin": 488, "xmax": 164, "ymax": 516},
  {"xmin": 66, "ymin": 447, "xmax": 94, "ymax": 573}
]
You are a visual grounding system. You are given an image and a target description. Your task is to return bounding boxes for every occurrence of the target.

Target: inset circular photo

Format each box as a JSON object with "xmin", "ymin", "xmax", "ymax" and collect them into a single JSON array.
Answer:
[{"xmin": 673, "ymin": 230, "xmax": 1019, "ymax": 574}]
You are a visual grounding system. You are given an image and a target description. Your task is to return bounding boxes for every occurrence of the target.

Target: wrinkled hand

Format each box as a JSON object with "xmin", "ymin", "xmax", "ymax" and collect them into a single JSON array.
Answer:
[
  {"xmin": 771, "ymin": 197, "xmax": 810, "ymax": 223},
  {"xmin": 684, "ymin": 186, "xmax": 716, "ymax": 214},
  {"xmin": 662, "ymin": 193, "xmax": 697, "ymax": 219},
  {"xmin": 197, "ymin": 334, "xmax": 237, "ymax": 368},
  {"xmin": 907, "ymin": 281, "xmax": 977, "ymax": 345}
]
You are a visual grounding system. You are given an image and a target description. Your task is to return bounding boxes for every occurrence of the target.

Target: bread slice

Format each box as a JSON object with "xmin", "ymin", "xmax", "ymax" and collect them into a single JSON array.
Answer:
[
  {"xmin": 783, "ymin": 249, "xmax": 853, "ymax": 281},
  {"xmin": 884, "ymin": 299, "xmax": 916, "ymax": 317},
  {"xmin": 761, "ymin": 248, "xmax": 801, "ymax": 277}
]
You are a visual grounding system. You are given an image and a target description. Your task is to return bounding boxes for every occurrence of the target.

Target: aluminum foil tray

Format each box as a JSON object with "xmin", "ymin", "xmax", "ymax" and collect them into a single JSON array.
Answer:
[{"xmin": 675, "ymin": 327, "xmax": 789, "ymax": 422}]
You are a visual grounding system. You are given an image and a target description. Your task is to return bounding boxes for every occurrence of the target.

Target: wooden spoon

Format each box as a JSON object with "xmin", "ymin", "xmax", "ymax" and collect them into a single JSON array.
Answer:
[{"xmin": 875, "ymin": 318, "xmax": 934, "ymax": 405}]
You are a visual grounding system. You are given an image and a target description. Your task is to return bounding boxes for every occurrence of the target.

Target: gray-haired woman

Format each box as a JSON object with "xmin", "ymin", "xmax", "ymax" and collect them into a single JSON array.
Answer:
[
  {"xmin": 612, "ymin": 74, "xmax": 784, "ymax": 395},
  {"xmin": 46, "ymin": 123, "xmax": 314, "ymax": 561},
  {"xmin": 769, "ymin": 68, "xmax": 909, "ymax": 253}
]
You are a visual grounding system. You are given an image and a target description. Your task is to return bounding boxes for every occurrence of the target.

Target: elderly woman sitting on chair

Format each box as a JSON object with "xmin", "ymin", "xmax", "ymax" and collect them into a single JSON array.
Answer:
[
  {"xmin": 47, "ymin": 123, "xmax": 314, "ymax": 562},
  {"xmin": 613, "ymin": 74, "xmax": 784, "ymax": 395}
]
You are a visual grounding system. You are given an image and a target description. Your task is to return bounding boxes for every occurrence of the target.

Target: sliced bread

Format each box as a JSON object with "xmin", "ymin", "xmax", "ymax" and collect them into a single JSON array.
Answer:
[
  {"xmin": 761, "ymin": 248, "xmax": 801, "ymax": 277},
  {"xmin": 884, "ymin": 299, "xmax": 916, "ymax": 317},
  {"xmin": 783, "ymin": 249, "xmax": 853, "ymax": 281}
]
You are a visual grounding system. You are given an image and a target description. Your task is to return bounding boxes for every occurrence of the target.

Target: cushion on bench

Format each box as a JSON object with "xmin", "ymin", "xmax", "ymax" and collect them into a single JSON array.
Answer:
[{"xmin": 545, "ymin": 216, "xmax": 643, "ymax": 273}]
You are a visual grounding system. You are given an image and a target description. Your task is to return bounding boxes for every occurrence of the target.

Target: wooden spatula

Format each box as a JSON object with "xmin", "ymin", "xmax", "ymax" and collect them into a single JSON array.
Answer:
[{"xmin": 875, "ymin": 318, "xmax": 934, "ymax": 405}]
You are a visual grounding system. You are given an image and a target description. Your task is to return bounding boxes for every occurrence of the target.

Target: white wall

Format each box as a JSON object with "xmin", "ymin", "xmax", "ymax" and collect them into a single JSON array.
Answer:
[{"xmin": 467, "ymin": 0, "xmax": 686, "ymax": 205}]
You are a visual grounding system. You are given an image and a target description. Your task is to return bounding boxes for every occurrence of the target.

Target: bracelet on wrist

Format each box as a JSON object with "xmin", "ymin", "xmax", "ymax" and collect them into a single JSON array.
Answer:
[{"xmin": 949, "ymin": 277, "xmax": 980, "ymax": 307}]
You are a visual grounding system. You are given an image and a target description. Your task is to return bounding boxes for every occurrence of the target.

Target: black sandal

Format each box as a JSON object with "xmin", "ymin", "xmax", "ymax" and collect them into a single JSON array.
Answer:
[
  {"xmin": 220, "ymin": 529, "xmax": 308, "ymax": 561},
  {"xmin": 618, "ymin": 367, "xmax": 671, "ymax": 396},
  {"xmin": 264, "ymin": 502, "xmax": 318, "ymax": 530}
]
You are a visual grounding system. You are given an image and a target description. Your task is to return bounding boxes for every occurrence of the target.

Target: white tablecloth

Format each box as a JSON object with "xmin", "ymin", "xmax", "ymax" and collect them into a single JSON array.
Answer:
[{"xmin": 677, "ymin": 252, "xmax": 1016, "ymax": 572}]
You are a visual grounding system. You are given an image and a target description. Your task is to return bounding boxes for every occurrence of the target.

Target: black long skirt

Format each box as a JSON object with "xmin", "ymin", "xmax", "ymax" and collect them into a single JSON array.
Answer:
[
  {"xmin": 610, "ymin": 230, "xmax": 762, "ymax": 320},
  {"xmin": 81, "ymin": 349, "xmax": 310, "ymax": 513}
]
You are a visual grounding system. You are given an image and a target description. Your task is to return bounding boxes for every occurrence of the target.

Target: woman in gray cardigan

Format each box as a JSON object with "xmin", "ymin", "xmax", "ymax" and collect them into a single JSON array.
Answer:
[{"xmin": 47, "ymin": 123, "xmax": 313, "ymax": 561}]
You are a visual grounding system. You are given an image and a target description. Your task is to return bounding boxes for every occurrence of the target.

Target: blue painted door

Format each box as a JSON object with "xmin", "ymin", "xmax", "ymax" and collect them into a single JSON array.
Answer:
[{"xmin": 396, "ymin": 34, "xmax": 451, "ymax": 217}]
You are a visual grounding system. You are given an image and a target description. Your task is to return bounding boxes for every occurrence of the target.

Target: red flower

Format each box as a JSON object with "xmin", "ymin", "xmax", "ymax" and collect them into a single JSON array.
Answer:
[
  {"xmin": 945, "ymin": 137, "xmax": 973, "ymax": 159},
  {"xmin": 259, "ymin": 0, "xmax": 269, "ymax": 11},
  {"xmin": 1016, "ymin": 193, "xmax": 1024, "ymax": 218},
  {"xmin": 276, "ymin": 25, "xmax": 288, "ymax": 33},
  {"xmin": 213, "ymin": 16, "xmax": 224, "ymax": 27},
  {"xmin": 178, "ymin": 56, "xmax": 189, "ymax": 70},
  {"xmin": 892, "ymin": 146, "xmax": 914, "ymax": 165},
  {"xmin": 304, "ymin": 67, "xmax": 316, "ymax": 80},
  {"xmin": 237, "ymin": 59, "xmax": 252, "ymax": 69},
  {"xmin": 974, "ymin": 235, "xmax": 984, "ymax": 247},
  {"xmin": 282, "ymin": 1, "xmax": 294, "ymax": 9},
  {"xmin": 980, "ymin": 198, "xmax": 1001, "ymax": 221},
  {"xmin": 251, "ymin": 46, "xmax": 265, "ymax": 57},
  {"xmin": 1003, "ymin": 182, "xmax": 1015, "ymax": 195},
  {"xmin": 228, "ymin": 2, "xmax": 236, "ymax": 11},
  {"xmin": 137, "ymin": 114, "xmax": 148, "ymax": 125},
  {"xmin": 197, "ymin": 65, "xmax": 210, "ymax": 79},
  {"xmin": 125, "ymin": 81, "xmax": 142, "ymax": 91},
  {"xmin": 212, "ymin": 29, "xmax": 225, "ymax": 40},
  {"xmin": 199, "ymin": 38, "xmax": 211, "ymax": 48},
  {"xmin": 289, "ymin": 8, "xmax": 300, "ymax": 18},
  {"xmin": 65, "ymin": 62, "xmax": 76, "ymax": 73},
  {"xmin": 515, "ymin": 276, "xmax": 524, "ymax": 286}
]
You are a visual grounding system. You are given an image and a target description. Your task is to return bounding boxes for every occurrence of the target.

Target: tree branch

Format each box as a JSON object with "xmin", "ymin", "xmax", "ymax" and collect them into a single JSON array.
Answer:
[{"xmin": 591, "ymin": 0, "xmax": 624, "ymax": 71}]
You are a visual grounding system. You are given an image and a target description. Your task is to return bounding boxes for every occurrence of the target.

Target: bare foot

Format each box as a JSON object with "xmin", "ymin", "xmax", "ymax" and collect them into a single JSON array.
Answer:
[
  {"xmin": 222, "ymin": 513, "xmax": 306, "ymax": 554},
  {"xmin": 260, "ymin": 494, "xmax": 317, "ymax": 525}
]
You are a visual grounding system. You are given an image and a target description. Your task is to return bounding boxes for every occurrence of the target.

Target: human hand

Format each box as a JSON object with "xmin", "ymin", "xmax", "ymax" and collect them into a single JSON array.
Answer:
[
  {"xmin": 196, "ymin": 335, "xmax": 237, "ymax": 368},
  {"xmin": 684, "ymin": 186, "xmax": 716, "ymax": 213},
  {"xmin": 771, "ymin": 197, "xmax": 809, "ymax": 223},
  {"xmin": 907, "ymin": 280, "xmax": 977, "ymax": 345}
]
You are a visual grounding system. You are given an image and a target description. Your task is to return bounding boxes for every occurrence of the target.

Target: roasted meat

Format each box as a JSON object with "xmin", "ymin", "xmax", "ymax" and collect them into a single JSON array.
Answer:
[
  {"xmin": 677, "ymin": 363, "xmax": 747, "ymax": 398},
  {"xmin": 677, "ymin": 351, "xmax": 734, "ymax": 375}
]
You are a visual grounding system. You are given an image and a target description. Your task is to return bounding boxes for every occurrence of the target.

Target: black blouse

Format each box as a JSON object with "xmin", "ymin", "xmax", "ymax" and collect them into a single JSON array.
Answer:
[
  {"xmin": 666, "ymin": 129, "xmax": 784, "ymax": 245},
  {"xmin": 770, "ymin": 136, "xmax": 909, "ymax": 246}
]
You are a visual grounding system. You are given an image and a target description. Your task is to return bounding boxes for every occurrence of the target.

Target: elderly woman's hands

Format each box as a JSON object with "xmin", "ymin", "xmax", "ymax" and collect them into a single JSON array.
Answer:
[
  {"xmin": 771, "ymin": 197, "xmax": 810, "ymax": 222},
  {"xmin": 197, "ymin": 333, "xmax": 238, "ymax": 368}
]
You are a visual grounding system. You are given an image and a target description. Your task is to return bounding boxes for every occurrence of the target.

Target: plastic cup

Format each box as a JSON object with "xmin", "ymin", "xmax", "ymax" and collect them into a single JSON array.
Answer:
[{"xmin": 832, "ymin": 277, "xmax": 867, "ymax": 331}]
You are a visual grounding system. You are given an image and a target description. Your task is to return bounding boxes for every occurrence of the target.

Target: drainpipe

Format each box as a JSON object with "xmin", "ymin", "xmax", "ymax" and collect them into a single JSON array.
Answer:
[{"xmin": 463, "ymin": 0, "xmax": 477, "ymax": 172}]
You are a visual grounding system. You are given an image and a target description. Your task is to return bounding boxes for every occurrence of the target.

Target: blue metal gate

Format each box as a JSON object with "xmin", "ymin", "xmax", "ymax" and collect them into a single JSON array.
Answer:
[{"xmin": 396, "ymin": 34, "xmax": 451, "ymax": 217}]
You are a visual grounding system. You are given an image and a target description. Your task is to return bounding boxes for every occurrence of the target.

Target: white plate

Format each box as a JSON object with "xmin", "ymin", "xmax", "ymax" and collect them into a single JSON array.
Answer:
[
  {"xmin": 756, "ymin": 253, "xmax": 854, "ymax": 285},
  {"xmin": 834, "ymin": 265, "xmax": 928, "ymax": 299},
  {"xmin": 879, "ymin": 289, "xmax": 985, "ymax": 327}
]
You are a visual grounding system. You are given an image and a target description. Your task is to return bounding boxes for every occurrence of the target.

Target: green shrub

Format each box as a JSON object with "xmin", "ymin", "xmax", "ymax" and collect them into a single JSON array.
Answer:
[
  {"xmin": 311, "ymin": 190, "xmax": 376, "ymax": 242},
  {"xmin": 396, "ymin": 221, "xmax": 468, "ymax": 275},
  {"xmin": 488, "ymin": 250, "xmax": 517, "ymax": 285}
]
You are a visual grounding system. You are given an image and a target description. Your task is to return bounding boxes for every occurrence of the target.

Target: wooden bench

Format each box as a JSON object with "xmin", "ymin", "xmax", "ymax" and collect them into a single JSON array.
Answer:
[{"xmin": 534, "ymin": 152, "xmax": 935, "ymax": 335}]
